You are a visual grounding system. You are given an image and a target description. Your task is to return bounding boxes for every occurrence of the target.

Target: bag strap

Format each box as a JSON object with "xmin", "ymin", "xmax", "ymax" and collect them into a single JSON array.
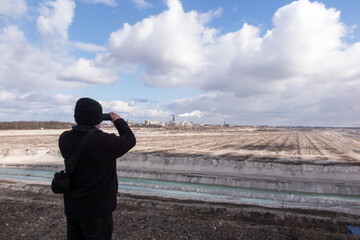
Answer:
[{"xmin": 65, "ymin": 128, "xmax": 96, "ymax": 173}]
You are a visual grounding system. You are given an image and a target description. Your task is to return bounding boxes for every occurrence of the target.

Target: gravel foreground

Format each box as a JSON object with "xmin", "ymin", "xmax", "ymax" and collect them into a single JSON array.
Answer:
[{"xmin": 0, "ymin": 182, "xmax": 359, "ymax": 240}]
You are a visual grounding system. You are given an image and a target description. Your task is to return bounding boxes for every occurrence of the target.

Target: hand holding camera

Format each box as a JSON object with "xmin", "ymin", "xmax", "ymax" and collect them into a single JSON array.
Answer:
[{"xmin": 102, "ymin": 112, "xmax": 121, "ymax": 123}]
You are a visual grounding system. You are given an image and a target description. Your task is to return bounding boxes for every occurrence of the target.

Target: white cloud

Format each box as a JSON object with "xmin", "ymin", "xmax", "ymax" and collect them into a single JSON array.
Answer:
[
  {"xmin": 0, "ymin": 0, "xmax": 120, "ymax": 90},
  {"xmin": 0, "ymin": 0, "xmax": 359, "ymax": 126},
  {"xmin": 168, "ymin": 92, "xmax": 233, "ymax": 123},
  {"xmin": 0, "ymin": 91, "xmax": 16, "ymax": 102},
  {"xmin": 179, "ymin": 110, "xmax": 204, "ymax": 118},
  {"xmin": 195, "ymin": 0, "xmax": 357, "ymax": 96},
  {"xmin": 100, "ymin": 100, "xmax": 139, "ymax": 113},
  {"xmin": 105, "ymin": 0, "xmax": 360, "ymax": 92},
  {"xmin": 0, "ymin": 25, "xmax": 117, "ymax": 91},
  {"xmin": 100, "ymin": 100, "xmax": 171, "ymax": 121},
  {"xmin": 261, "ymin": 0, "xmax": 346, "ymax": 76},
  {"xmin": 105, "ymin": 0, "xmax": 356, "ymax": 93},
  {"xmin": 105, "ymin": 0, "xmax": 218, "ymax": 87},
  {"xmin": 0, "ymin": 1, "xmax": 118, "ymax": 90},
  {"xmin": 132, "ymin": 0, "xmax": 152, "ymax": 9},
  {"xmin": 71, "ymin": 42, "xmax": 106, "ymax": 52},
  {"xmin": 37, "ymin": 0, "xmax": 75, "ymax": 43},
  {"xmin": 58, "ymin": 58, "xmax": 117, "ymax": 84},
  {"xmin": 0, "ymin": 26, "xmax": 63, "ymax": 91},
  {"xmin": 100, "ymin": 100, "xmax": 172, "ymax": 122},
  {"xmin": 143, "ymin": 109, "xmax": 171, "ymax": 118},
  {"xmin": 0, "ymin": 91, "xmax": 76, "ymax": 121},
  {"xmin": 101, "ymin": 0, "xmax": 360, "ymax": 126},
  {"xmin": 80, "ymin": 0, "xmax": 117, "ymax": 7},
  {"xmin": 167, "ymin": 87, "xmax": 360, "ymax": 126},
  {"xmin": 0, "ymin": 91, "xmax": 172, "ymax": 123},
  {"xmin": 0, "ymin": 0, "xmax": 27, "ymax": 18}
]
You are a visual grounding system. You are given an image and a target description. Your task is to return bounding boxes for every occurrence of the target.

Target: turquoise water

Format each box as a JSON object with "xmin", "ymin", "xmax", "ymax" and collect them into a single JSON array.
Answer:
[
  {"xmin": 0, "ymin": 168, "xmax": 54, "ymax": 179},
  {"xmin": 0, "ymin": 167, "xmax": 359, "ymax": 210},
  {"xmin": 118, "ymin": 175, "xmax": 360, "ymax": 201}
]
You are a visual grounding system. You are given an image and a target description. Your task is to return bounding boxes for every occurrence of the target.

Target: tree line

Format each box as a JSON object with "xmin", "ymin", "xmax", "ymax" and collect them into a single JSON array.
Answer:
[{"xmin": 0, "ymin": 121, "xmax": 74, "ymax": 130}]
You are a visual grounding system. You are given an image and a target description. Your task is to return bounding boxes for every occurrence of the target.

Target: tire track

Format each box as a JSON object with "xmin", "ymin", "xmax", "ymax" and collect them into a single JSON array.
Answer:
[
  {"xmin": 318, "ymin": 131, "xmax": 360, "ymax": 156},
  {"xmin": 238, "ymin": 133, "xmax": 279, "ymax": 151},
  {"xmin": 310, "ymin": 132, "xmax": 357, "ymax": 161},
  {"xmin": 302, "ymin": 133, "xmax": 323, "ymax": 156},
  {"xmin": 277, "ymin": 133, "xmax": 292, "ymax": 153},
  {"xmin": 209, "ymin": 135, "xmax": 249, "ymax": 151},
  {"xmin": 296, "ymin": 133, "xmax": 301, "ymax": 155},
  {"xmin": 242, "ymin": 133, "xmax": 284, "ymax": 161}
]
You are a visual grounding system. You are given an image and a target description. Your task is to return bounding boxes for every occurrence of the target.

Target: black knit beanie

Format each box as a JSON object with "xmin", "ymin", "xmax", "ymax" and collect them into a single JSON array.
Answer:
[{"xmin": 74, "ymin": 98, "xmax": 102, "ymax": 126}]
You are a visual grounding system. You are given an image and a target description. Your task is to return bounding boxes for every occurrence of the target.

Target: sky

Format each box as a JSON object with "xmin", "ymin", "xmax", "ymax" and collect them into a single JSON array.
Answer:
[{"xmin": 0, "ymin": 0, "xmax": 359, "ymax": 127}]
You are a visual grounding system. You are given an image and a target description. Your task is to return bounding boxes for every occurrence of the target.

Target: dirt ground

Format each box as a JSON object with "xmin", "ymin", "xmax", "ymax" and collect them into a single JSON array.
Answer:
[{"xmin": 1, "ymin": 182, "xmax": 359, "ymax": 240}]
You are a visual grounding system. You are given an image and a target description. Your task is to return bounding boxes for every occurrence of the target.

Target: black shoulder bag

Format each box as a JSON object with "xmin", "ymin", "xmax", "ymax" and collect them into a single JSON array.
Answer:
[{"xmin": 51, "ymin": 128, "xmax": 96, "ymax": 194}]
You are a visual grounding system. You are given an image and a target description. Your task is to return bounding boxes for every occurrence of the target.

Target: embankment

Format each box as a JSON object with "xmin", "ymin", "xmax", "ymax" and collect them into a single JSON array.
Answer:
[{"xmin": 118, "ymin": 152, "xmax": 360, "ymax": 196}]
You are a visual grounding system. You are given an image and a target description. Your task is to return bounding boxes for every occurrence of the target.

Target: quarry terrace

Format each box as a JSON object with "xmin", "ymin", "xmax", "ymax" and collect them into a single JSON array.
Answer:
[{"xmin": 0, "ymin": 125, "xmax": 360, "ymax": 239}]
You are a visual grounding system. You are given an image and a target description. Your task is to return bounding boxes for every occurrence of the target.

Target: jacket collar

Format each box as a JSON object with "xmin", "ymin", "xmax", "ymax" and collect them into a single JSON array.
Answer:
[{"xmin": 72, "ymin": 124, "xmax": 97, "ymax": 132}]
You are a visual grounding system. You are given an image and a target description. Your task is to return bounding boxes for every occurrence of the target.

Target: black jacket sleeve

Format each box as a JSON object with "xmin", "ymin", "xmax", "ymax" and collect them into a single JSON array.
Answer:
[{"xmin": 110, "ymin": 118, "xmax": 136, "ymax": 158}]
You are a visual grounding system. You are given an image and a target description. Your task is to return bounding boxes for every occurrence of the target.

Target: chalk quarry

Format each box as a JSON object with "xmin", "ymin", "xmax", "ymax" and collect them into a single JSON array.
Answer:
[{"xmin": 1, "ymin": 126, "xmax": 360, "ymax": 215}]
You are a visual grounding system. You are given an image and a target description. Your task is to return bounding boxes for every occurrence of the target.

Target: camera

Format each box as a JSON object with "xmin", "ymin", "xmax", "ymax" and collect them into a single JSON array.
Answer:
[{"xmin": 102, "ymin": 113, "xmax": 112, "ymax": 121}]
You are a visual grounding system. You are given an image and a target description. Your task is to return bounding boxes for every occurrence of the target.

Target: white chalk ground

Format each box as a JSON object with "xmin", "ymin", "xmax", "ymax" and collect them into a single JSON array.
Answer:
[
  {"xmin": 0, "ymin": 129, "xmax": 63, "ymax": 166},
  {"xmin": 1, "ymin": 127, "xmax": 360, "ymax": 167}
]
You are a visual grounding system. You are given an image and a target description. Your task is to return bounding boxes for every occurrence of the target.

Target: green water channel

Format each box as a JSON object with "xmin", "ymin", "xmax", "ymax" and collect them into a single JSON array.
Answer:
[{"xmin": 0, "ymin": 167, "xmax": 359, "ymax": 211}]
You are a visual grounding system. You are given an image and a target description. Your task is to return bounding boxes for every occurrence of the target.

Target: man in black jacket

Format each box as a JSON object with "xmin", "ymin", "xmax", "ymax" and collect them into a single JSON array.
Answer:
[{"xmin": 59, "ymin": 97, "xmax": 136, "ymax": 240}]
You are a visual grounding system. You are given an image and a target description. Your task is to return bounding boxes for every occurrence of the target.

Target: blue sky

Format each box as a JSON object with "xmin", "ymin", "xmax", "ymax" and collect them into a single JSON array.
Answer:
[{"xmin": 0, "ymin": 0, "xmax": 359, "ymax": 126}]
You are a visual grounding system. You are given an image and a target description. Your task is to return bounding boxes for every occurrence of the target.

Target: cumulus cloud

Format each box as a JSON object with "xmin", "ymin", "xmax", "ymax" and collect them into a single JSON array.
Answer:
[
  {"xmin": 101, "ymin": 0, "xmax": 360, "ymax": 126},
  {"xmin": 259, "ymin": 0, "xmax": 346, "ymax": 78},
  {"xmin": 58, "ymin": 58, "xmax": 117, "ymax": 84},
  {"xmin": 168, "ymin": 93, "xmax": 233, "ymax": 123},
  {"xmin": 168, "ymin": 87, "xmax": 360, "ymax": 126},
  {"xmin": 0, "ymin": 25, "xmax": 117, "ymax": 91},
  {"xmin": 0, "ymin": 0, "xmax": 27, "ymax": 18},
  {"xmin": 0, "ymin": 90, "xmax": 172, "ymax": 123},
  {"xmin": 99, "ymin": 100, "xmax": 171, "ymax": 121},
  {"xmin": 179, "ymin": 110, "xmax": 204, "ymax": 118},
  {"xmin": 100, "ymin": 100, "xmax": 139, "ymax": 113},
  {"xmin": 105, "ymin": 0, "xmax": 219, "ymax": 87},
  {"xmin": 0, "ymin": 0, "xmax": 359, "ymax": 126},
  {"xmin": 37, "ymin": 0, "xmax": 75, "ymax": 43},
  {"xmin": 0, "ymin": 0, "xmax": 119, "ymax": 89},
  {"xmin": 0, "ymin": 26, "xmax": 64, "ymax": 91},
  {"xmin": 143, "ymin": 109, "xmax": 172, "ymax": 119},
  {"xmin": 105, "ymin": 0, "xmax": 360, "ymax": 91},
  {"xmin": 0, "ymin": 91, "xmax": 76, "ymax": 121},
  {"xmin": 0, "ymin": 0, "xmax": 117, "ymax": 91},
  {"xmin": 103, "ymin": 0, "xmax": 358, "ymax": 95}
]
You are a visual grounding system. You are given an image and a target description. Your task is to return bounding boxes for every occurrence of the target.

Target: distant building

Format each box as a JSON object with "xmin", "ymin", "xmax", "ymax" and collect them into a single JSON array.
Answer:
[
  {"xmin": 169, "ymin": 114, "xmax": 179, "ymax": 126},
  {"xmin": 145, "ymin": 120, "xmax": 165, "ymax": 126},
  {"xmin": 126, "ymin": 119, "xmax": 135, "ymax": 125},
  {"xmin": 180, "ymin": 121, "xmax": 188, "ymax": 126}
]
